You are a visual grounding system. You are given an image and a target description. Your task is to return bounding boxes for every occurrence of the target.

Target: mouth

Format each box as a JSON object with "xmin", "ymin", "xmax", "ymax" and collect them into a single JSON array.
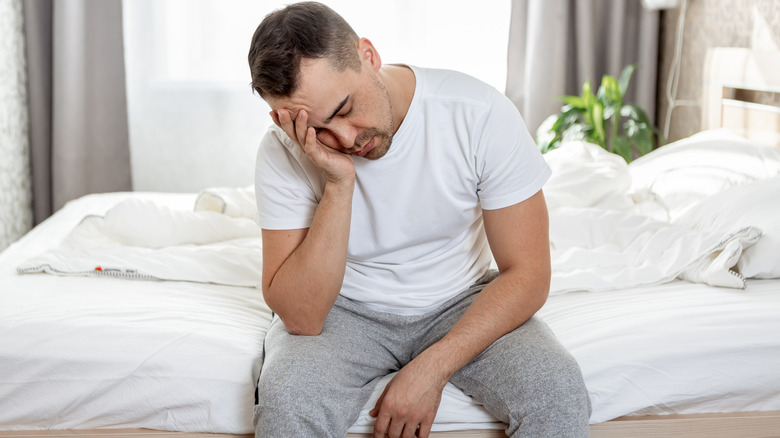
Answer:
[{"xmin": 354, "ymin": 137, "xmax": 375, "ymax": 157}]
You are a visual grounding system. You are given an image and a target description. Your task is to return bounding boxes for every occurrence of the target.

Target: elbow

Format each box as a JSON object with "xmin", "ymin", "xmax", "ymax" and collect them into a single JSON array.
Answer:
[
  {"xmin": 282, "ymin": 319, "xmax": 325, "ymax": 336},
  {"xmin": 263, "ymin": 289, "xmax": 327, "ymax": 336},
  {"xmin": 535, "ymin": 282, "xmax": 551, "ymax": 311},
  {"xmin": 534, "ymin": 267, "xmax": 552, "ymax": 309}
]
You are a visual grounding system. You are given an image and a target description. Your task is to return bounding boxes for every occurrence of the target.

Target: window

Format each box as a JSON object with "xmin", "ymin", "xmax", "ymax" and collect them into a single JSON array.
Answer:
[{"xmin": 124, "ymin": 0, "xmax": 511, "ymax": 192}]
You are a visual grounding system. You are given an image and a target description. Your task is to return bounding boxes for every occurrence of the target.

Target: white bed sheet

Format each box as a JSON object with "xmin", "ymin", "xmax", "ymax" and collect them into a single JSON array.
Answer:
[
  {"xmin": 0, "ymin": 193, "xmax": 269, "ymax": 433},
  {"xmin": 0, "ymin": 193, "xmax": 502, "ymax": 434},
  {"xmin": 540, "ymin": 278, "xmax": 780, "ymax": 423},
  {"xmin": 2, "ymin": 192, "xmax": 780, "ymax": 434}
]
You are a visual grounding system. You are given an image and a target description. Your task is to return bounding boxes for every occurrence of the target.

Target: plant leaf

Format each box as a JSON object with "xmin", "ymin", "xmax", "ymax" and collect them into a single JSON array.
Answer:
[
  {"xmin": 601, "ymin": 75, "xmax": 622, "ymax": 103},
  {"xmin": 620, "ymin": 104, "xmax": 650, "ymax": 124},
  {"xmin": 561, "ymin": 124, "xmax": 589, "ymax": 142},
  {"xmin": 591, "ymin": 102, "xmax": 605, "ymax": 148},
  {"xmin": 561, "ymin": 95, "xmax": 586, "ymax": 109},
  {"xmin": 618, "ymin": 64, "xmax": 637, "ymax": 98},
  {"xmin": 582, "ymin": 81, "xmax": 595, "ymax": 109},
  {"xmin": 602, "ymin": 103, "xmax": 618, "ymax": 120},
  {"xmin": 634, "ymin": 124, "xmax": 653, "ymax": 155},
  {"xmin": 612, "ymin": 136, "xmax": 632, "ymax": 163},
  {"xmin": 536, "ymin": 115, "xmax": 559, "ymax": 153}
]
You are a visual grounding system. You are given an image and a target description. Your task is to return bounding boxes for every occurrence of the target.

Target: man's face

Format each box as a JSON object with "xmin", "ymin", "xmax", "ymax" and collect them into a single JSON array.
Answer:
[{"xmin": 269, "ymin": 57, "xmax": 395, "ymax": 160}]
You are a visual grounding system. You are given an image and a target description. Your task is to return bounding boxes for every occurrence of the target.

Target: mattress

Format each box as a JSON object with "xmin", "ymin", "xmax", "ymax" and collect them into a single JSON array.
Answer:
[
  {"xmin": 0, "ymin": 192, "xmax": 503, "ymax": 434},
  {"xmin": 2, "ymin": 191, "xmax": 780, "ymax": 434},
  {"xmin": 0, "ymin": 193, "xmax": 268, "ymax": 433}
]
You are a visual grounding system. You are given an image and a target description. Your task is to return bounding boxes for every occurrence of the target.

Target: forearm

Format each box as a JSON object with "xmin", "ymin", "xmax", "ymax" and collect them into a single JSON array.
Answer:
[
  {"xmin": 415, "ymin": 267, "xmax": 550, "ymax": 384},
  {"xmin": 264, "ymin": 179, "xmax": 354, "ymax": 335}
]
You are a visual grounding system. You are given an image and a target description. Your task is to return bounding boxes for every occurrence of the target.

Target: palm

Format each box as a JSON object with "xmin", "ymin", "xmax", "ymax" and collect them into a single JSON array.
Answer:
[{"xmin": 306, "ymin": 134, "xmax": 355, "ymax": 183}]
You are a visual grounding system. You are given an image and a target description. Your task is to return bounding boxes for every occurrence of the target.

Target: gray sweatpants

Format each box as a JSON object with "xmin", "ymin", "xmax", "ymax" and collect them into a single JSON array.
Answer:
[{"xmin": 254, "ymin": 271, "xmax": 591, "ymax": 437}]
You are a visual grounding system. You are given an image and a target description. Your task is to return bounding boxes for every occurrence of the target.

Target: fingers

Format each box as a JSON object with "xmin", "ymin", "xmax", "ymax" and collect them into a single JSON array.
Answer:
[
  {"xmin": 276, "ymin": 109, "xmax": 302, "ymax": 146},
  {"xmin": 269, "ymin": 110, "xmax": 280, "ymax": 127},
  {"xmin": 294, "ymin": 110, "xmax": 310, "ymax": 145},
  {"xmin": 373, "ymin": 415, "xmax": 428, "ymax": 438},
  {"xmin": 372, "ymin": 403, "xmax": 432, "ymax": 438},
  {"xmin": 387, "ymin": 418, "xmax": 405, "ymax": 438},
  {"xmin": 373, "ymin": 413, "xmax": 390, "ymax": 438},
  {"xmin": 371, "ymin": 387, "xmax": 389, "ymax": 437},
  {"xmin": 302, "ymin": 126, "xmax": 319, "ymax": 159},
  {"xmin": 370, "ymin": 386, "xmax": 387, "ymax": 418},
  {"xmin": 417, "ymin": 418, "xmax": 433, "ymax": 438},
  {"xmin": 275, "ymin": 109, "xmax": 317, "ymax": 155}
]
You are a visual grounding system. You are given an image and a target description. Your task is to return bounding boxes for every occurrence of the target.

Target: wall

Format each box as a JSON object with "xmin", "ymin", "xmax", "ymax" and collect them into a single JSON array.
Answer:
[
  {"xmin": 0, "ymin": 0, "xmax": 33, "ymax": 252},
  {"xmin": 657, "ymin": 0, "xmax": 780, "ymax": 143}
]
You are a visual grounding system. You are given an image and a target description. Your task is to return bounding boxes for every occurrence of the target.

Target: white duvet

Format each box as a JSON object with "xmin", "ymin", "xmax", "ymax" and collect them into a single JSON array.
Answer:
[{"xmin": 17, "ymin": 198, "xmax": 262, "ymax": 288}]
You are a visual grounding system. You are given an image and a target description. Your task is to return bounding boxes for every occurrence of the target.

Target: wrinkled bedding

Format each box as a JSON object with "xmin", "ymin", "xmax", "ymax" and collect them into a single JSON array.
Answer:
[{"xmin": 4, "ymin": 129, "xmax": 780, "ymax": 433}]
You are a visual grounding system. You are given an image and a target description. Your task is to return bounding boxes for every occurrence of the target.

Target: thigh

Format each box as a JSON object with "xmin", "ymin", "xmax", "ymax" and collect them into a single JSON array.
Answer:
[
  {"xmin": 450, "ymin": 317, "xmax": 590, "ymax": 438},
  {"xmin": 255, "ymin": 302, "xmax": 400, "ymax": 437},
  {"xmin": 411, "ymin": 270, "xmax": 498, "ymax": 359}
]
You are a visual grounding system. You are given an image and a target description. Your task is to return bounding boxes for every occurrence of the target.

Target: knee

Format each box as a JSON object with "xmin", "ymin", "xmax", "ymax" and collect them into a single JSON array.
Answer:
[
  {"xmin": 253, "ymin": 348, "xmax": 332, "ymax": 436},
  {"xmin": 542, "ymin": 351, "xmax": 591, "ymax": 418},
  {"xmin": 492, "ymin": 321, "xmax": 591, "ymax": 434},
  {"xmin": 513, "ymin": 350, "xmax": 591, "ymax": 437},
  {"xmin": 256, "ymin": 339, "xmax": 324, "ymax": 406}
]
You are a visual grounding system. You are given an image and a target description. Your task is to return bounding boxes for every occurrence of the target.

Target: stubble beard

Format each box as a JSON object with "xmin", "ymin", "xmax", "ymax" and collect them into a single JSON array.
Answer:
[{"xmin": 359, "ymin": 77, "xmax": 396, "ymax": 160}]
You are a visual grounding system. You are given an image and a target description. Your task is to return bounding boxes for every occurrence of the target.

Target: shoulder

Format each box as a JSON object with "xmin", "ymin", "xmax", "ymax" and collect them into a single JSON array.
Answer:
[
  {"xmin": 258, "ymin": 125, "xmax": 296, "ymax": 155},
  {"xmin": 412, "ymin": 66, "xmax": 499, "ymax": 104},
  {"xmin": 256, "ymin": 126, "xmax": 307, "ymax": 167},
  {"xmin": 410, "ymin": 66, "xmax": 516, "ymax": 125},
  {"xmin": 255, "ymin": 125, "xmax": 324, "ymax": 187}
]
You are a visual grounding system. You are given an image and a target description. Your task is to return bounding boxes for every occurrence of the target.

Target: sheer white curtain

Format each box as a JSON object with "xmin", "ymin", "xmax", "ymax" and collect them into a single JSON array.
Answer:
[
  {"xmin": 123, "ymin": 0, "xmax": 511, "ymax": 193},
  {"xmin": 0, "ymin": 0, "xmax": 32, "ymax": 251}
]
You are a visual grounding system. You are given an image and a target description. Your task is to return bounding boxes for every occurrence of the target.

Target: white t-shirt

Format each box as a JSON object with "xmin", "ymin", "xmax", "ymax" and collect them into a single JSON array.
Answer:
[{"xmin": 255, "ymin": 66, "xmax": 551, "ymax": 315}]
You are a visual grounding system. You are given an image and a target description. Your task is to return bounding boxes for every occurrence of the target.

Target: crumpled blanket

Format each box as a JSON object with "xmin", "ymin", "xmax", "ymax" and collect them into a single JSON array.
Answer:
[
  {"xmin": 548, "ymin": 206, "xmax": 760, "ymax": 295},
  {"xmin": 543, "ymin": 141, "xmax": 762, "ymax": 294},
  {"xmin": 18, "ymin": 198, "xmax": 262, "ymax": 288},
  {"xmin": 17, "ymin": 160, "xmax": 763, "ymax": 294}
]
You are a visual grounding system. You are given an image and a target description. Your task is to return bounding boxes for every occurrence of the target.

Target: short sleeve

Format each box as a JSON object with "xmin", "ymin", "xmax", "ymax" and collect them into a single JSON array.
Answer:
[
  {"xmin": 475, "ymin": 89, "xmax": 551, "ymax": 210},
  {"xmin": 254, "ymin": 127, "xmax": 326, "ymax": 230}
]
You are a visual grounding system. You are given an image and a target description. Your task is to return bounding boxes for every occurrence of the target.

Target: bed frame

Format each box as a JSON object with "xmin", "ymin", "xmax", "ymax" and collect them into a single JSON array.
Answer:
[
  {"xmin": 3, "ymin": 47, "xmax": 780, "ymax": 438},
  {"xmin": 702, "ymin": 47, "xmax": 780, "ymax": 147}
]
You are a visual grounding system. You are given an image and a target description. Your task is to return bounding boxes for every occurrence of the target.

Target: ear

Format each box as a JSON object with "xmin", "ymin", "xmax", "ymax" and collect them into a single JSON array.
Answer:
[{"xmin": 357, "ymin": 37, "xmax": 382, "ymax": 72}]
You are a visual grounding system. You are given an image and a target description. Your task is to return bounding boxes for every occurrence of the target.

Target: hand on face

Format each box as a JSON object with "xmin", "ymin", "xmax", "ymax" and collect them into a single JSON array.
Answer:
[
  {"xmin": 369, "ymin": 358, "xmax": 446, "ymax": 438},
  {"xmin": 271, "ymin": 108, "xmax": 356, "ymax": 185}
]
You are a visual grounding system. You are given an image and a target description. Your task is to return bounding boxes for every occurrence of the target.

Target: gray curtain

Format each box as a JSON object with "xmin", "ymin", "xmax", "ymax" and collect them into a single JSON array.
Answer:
[
  {"xmin": 505, "ymin": 0, "xmax": 660, "ymax": 136},
  {"xmin": 24, "ymin": 0, "xmax": 132, "ymax": 224}
]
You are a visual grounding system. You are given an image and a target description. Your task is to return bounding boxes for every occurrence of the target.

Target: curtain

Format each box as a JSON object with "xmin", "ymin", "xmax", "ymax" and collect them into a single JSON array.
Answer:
[
  {"xmin": 505, "ymin": 0, "xmax": 660, "ymax": 136},
  {"xmin": 0, "ymin": 0, "xmax": 32, "ymax": 251},
  {"xmin": 23, "ymin": 0, "xmax": 132, "ymax": 224}
]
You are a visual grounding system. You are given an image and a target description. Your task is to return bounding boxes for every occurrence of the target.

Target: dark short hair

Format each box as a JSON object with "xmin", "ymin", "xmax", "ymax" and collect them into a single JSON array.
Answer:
[{"xmin": 248, "ymin": 2, "xmax": 361, "ymax": 99}]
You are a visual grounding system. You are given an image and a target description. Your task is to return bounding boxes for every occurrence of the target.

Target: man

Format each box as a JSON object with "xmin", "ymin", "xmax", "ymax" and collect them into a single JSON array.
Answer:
[{"xmin": 247, "ymin": 2, "xmax": 590, "ymax": 437}]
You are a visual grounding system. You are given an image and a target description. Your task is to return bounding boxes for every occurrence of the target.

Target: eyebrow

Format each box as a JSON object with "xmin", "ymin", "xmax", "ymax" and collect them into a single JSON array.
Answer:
[{"xmin": 323, "ymin": 95, "xmax": 350, "ymax": 124}]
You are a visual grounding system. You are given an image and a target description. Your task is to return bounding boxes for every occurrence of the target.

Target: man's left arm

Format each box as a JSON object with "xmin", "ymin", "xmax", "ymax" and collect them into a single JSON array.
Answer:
[{"xmin": 371, "ymin": 190, "xmax": 551, "ymax": 438}]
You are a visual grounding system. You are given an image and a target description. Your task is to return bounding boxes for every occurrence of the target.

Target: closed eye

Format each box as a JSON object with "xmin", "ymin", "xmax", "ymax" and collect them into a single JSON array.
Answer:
[{"xmin": 316, "ymin": 107, "xmax": 352, "ymax": 133}]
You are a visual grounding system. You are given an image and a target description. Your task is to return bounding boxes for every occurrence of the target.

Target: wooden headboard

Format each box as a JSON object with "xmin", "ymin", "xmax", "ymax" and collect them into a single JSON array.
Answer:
[{"xmin": 702, "ymin": 48, "xmax": 780, "ymax": 146}]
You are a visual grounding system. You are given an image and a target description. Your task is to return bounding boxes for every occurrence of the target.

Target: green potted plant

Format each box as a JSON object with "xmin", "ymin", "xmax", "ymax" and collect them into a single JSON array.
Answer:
[{"xmin": 535, "ymin": 65, "xmax": 662, "ymax": 163}]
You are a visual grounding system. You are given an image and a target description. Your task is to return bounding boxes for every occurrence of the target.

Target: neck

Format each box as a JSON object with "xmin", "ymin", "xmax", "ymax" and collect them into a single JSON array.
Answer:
[{"xmin": 379, "ymin": 64, "xmax": 415, "ymax": 134}]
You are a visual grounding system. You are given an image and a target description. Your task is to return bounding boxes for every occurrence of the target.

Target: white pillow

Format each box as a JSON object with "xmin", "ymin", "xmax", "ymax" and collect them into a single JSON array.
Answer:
[
  {"xmin": 543, "ymin": 141, "xmax": 632, "ymax": 211},
  {"xmin": 629, "ymin": 129, "xmax": 780, "ymax": 220},
  {"xmin": 675, "ymin": 175, "xmax": 780, "ymax": 279}
]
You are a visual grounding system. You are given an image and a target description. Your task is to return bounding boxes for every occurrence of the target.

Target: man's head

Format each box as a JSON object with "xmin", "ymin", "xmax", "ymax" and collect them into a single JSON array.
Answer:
[
  {"xmin": 248, "ymin": 1, "xmax": 360, "ymax": 100},
  {"xmin": 248, "ymin": 2, "xmax": 396, "ymax": 160}
]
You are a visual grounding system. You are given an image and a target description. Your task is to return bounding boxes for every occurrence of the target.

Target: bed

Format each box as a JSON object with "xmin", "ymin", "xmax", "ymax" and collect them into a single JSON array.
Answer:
[{"xmin": 1, "ymin": 47, "xmax": 780, "ymax": 438}]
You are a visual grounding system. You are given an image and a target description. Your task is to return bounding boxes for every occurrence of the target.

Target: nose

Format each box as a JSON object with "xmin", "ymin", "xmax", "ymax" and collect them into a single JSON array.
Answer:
[{"xmin": 318, "ymin": 121, "xmax": 357, "ymax": 151}]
